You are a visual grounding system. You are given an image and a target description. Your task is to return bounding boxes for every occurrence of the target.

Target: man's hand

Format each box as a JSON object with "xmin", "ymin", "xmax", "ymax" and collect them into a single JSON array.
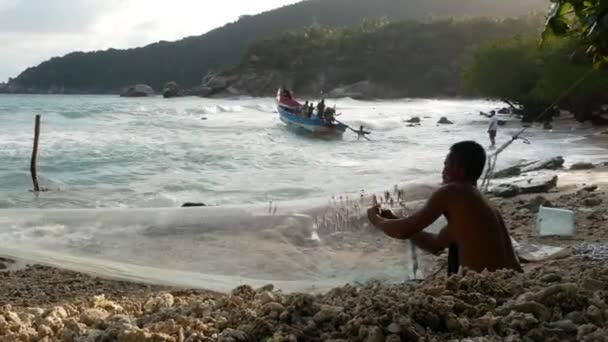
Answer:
[
  {"xmin": 379, "ymin": 209, "xmax": 398, "ymax": 219},
  {"xmin": 367, "ymin": 205, "xmax": 382, "ymax": 226}
]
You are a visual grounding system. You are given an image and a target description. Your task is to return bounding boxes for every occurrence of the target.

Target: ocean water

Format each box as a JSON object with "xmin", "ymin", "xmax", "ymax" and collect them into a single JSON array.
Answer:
[{"xmin": 0, "ymin": 95, "xmax": 605, "ymax": 292}]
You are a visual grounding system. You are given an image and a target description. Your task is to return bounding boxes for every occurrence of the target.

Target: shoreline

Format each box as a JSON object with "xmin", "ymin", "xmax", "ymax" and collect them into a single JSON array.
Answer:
[{"xmin": 2, "ymin": 168, "xmax": 608, "ymax": 340}]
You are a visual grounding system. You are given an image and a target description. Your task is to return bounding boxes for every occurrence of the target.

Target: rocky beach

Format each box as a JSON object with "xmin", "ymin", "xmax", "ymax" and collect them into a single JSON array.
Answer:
[{"xmin": 2, "ymin": 163, "xmax": 608, "ymax": 341}]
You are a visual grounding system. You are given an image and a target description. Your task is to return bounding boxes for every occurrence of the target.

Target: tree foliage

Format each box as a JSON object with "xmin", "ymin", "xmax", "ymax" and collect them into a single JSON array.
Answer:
[
  {"xmin": 241, "ymin": 16, "xmax": 543, "ymax": 97},
  {"xmin": 543, "ymin": 0, "xmax": 608, "ymax": 65},
  {"xmin": 464, "ymin": 36, "xmax": 608, "ymax": 122},
  {"xmin": 6, "ymin": 0, "xmax": 548, "ymax": 93}
]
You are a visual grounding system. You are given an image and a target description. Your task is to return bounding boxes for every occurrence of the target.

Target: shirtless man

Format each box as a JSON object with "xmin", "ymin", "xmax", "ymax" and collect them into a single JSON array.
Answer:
[{"xmin": 367, "ymin": 141, "xmax": 522, "ymax": 274}]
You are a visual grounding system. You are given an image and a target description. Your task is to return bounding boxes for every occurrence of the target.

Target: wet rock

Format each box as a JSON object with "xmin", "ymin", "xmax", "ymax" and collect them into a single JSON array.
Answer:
[
  {"xmin": 583, "ymin": 184, "xmax": 598, "ymax": 192},
  {"xmin": 437, "ymin": 117, "xmax": 453, "ymax": 125},
  {"xmin": 405, "ymin": 117, "xmax": 420, "ymax": 124},
  {"xmin": 570, "ymin": 162, "xmax": 595, "ymax": 171},
  {"xmin": 181, "ymin": 203, "xmax": 207, "ymax": 207},
  {"xmin": 120, "ymin": 84, "xmax": 154, "ymax": 97},
  {"xmin": 255, "ymin": 284, "xmax": 274, "ymax": 293},
  {"xmin": 163, "ymin": 81, "xmax": 180, "ymax": 98},
  {"xmin": 231, "ymin": 285, "xmax": 255, "ymax": 301},
  {"xmin": 492, "ymin": 166, "xmax": 522, "ymax": 179},
  {"xmin": 522, "ymin": 157, "xmax": 565, "ymax": 172}
]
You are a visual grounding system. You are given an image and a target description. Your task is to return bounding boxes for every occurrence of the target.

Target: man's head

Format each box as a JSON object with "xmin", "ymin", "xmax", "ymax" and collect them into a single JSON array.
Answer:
[
  {"xmin": 490, "ymin": 110, "xmax": 496, "ymax": 117},
  {"xmin": 442, "ymin": 141, "xmax": 487, "ymax": 184}
]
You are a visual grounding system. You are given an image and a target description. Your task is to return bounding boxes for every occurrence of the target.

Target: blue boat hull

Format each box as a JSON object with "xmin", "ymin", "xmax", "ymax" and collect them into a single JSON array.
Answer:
[{"xmin": 277, "ymin": 106, "xmax": 347, "ymax": 136}]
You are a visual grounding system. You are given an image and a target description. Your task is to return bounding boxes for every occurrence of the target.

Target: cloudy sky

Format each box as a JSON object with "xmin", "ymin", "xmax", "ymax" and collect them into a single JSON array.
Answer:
[{"xmin": 0, "ymin": 0, "xmax": 301, "ymax": 82}]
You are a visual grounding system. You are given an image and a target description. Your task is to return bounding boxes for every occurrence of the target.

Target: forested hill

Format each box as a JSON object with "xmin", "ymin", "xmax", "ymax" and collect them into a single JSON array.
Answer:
[{"xmin": 6, "ymin": 0, "xmax": 548, "ymax": 94}]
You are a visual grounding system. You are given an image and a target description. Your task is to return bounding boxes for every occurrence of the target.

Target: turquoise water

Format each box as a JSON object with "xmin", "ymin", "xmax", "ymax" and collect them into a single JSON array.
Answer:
[{"xmin": 1, "ymin": 94, "xmax": 605, "ymax": 209}]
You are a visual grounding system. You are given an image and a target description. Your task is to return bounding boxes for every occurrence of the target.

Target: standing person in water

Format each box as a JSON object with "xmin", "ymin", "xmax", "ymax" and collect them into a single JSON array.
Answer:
[
  {"xmin": 367, "ymin": 141, "xmax": 522, "ymax": 275},
  {"xmin": 488, "ymin": 111, "xmax": 498, "ymax": 147}
]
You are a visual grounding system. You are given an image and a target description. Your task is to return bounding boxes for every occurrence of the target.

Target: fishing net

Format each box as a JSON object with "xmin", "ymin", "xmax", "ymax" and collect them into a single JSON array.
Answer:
[{"xmin": 0, "ymin": 189, "xmax": 445, "ymax": 293}]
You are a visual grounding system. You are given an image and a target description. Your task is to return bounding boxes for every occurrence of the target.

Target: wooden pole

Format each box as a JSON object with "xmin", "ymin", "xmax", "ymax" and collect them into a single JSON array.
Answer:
[{"xmin": 30, "ymin": 115, "xmax": 41, "ymax": 192}]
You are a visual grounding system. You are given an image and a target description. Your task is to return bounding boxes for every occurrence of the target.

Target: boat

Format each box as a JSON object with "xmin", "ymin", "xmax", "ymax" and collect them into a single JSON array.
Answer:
[
  {"xmin": 277, "ymin": 106, "xmax": 348, "ymax": 136},
  {"xmin": 276, "ymin": 88, "xmax": 348, "ymax": 137}
]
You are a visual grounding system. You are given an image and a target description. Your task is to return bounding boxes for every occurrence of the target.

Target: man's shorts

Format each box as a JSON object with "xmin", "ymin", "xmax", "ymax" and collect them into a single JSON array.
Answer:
[{"xmin": 488, "ymin": 130, "xmax": 497, "ymax": 139}]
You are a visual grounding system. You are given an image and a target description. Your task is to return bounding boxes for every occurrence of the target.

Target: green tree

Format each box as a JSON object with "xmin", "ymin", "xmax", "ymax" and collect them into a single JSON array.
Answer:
[
  {"xmin": 543, "ymin": 0, "xmax": 608, "ymax": 65},
  {"xmin": 464, "ymin": 36, "xmax": 608, "ymax": 122}
]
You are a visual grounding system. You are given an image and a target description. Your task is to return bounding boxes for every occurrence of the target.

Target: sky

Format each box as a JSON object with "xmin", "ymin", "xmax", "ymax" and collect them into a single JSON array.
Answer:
[{"xmin": 0, "ymin": 0, "xmax": 301, "ymax": 82}]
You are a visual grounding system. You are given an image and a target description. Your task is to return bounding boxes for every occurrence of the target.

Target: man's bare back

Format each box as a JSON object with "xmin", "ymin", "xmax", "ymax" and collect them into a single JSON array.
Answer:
[
  {"xmin": 367, "ymin": 141, "xmax": 522, "ymax": 275},
  {"xmin": 435, "ymin": 183, "xmax": 521, "ymax": 273}
]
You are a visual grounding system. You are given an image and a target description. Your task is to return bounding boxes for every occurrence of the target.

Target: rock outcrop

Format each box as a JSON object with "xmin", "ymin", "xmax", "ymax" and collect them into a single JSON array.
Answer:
[
  {"xmin": 162, "ymin": 81, "xmax": 180, "ymax": 98},
  {"xmin": 437, "ymin": 117, "xmax": 454, "ymax": 125},
  {"xmin": 492, "ymin": 175, "xmax": 559, "ymax": 198},
  {"xmin": 120, "ymin": 84, "xmax": 154, "ymax": 97}
]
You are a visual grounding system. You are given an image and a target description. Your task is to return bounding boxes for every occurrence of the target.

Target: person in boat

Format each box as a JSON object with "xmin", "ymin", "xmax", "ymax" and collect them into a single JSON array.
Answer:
[
  {"xmin": 317, "ymin": 99, "xmax": 326, "ymax": 120},
  {"xmin": 325, "ymin": 106, "xmax": 336, "ymax": 122},
  {"xmin": 300, "ymin": 101, "xmax": 309, "ymax": 117},
  {"xmin": 367, "ymin": 141, "xmax": 522, "ymax": 276},
  {"xmin": 308, "ymin": 103, "xmax": 314, "ymax": 118}
]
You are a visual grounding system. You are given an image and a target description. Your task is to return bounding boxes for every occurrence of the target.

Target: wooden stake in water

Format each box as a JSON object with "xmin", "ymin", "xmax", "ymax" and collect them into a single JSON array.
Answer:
[{"xmin": 30, "ymin": 115, "xmax": 41, "ymax": 192}]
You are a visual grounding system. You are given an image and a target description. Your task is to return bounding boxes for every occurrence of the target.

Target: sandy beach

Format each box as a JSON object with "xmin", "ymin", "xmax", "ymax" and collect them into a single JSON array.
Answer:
[{"xmin": 1, "ymin": 164, "xmax": 608, "ymax": 341}]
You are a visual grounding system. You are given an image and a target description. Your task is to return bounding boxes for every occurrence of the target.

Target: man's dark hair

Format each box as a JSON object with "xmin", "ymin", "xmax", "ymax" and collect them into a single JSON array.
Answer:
[{"xmin": 449, "ymin": 141, "xmax": 487, "ymax": 182}]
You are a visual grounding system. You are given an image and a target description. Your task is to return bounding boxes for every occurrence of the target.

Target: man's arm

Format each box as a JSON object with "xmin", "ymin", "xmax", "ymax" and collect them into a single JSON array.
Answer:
[
  {"xmin": 368, "ymin": 187, "xmax": 449, "ymax": 240},
  {"xmin": 411, "ymin": 226, "xmax": 452, "ymax": 255}
]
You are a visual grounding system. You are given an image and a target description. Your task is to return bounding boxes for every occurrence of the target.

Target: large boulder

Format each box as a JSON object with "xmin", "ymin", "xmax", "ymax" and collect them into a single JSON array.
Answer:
[
  {"xmin": 162, "ymin": 81, "xmax": 180, "ymax": 98},
  {"xmin": 570, "ymin": 162, "xmax": 595, "ymax": 170},
  {"xmin": 519, "ymin": 175, "xmax": 558, "ymax": 194},
  {"xmin": 492, "ymin": 175, "xmax": 558, "ymax": 198},
  {"xmin": 437, "ymin": 117, "xmax": 454, "ymax": 125},
  {"xmin": 120, "ymin": 84, "xmax": 154, "ymax": 97}
]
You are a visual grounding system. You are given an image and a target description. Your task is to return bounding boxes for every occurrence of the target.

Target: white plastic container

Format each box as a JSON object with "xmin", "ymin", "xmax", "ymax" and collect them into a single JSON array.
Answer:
[{"xmin": 536, "ymin": 206, "xmax": 576, "ymax": 236}]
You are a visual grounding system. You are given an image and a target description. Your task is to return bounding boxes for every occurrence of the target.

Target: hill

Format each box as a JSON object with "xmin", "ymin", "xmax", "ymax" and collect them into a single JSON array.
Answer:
[
  {"xmin": 200, "ymin": 16, "xmax": 543, "ymax": 99},
  {"xmin": 5, "ymin": 0, "xmax": 548, "ymax": 94}
]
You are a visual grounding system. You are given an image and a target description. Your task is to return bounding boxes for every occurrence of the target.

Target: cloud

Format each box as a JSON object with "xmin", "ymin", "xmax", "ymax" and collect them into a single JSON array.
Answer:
[
  {"xmin": 0, "ymin": 0, "xmax": 119, "ymax": 33},
  {"xmin": 0, "ymin": 0, "xmax": 302, "ymax": 82}
]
